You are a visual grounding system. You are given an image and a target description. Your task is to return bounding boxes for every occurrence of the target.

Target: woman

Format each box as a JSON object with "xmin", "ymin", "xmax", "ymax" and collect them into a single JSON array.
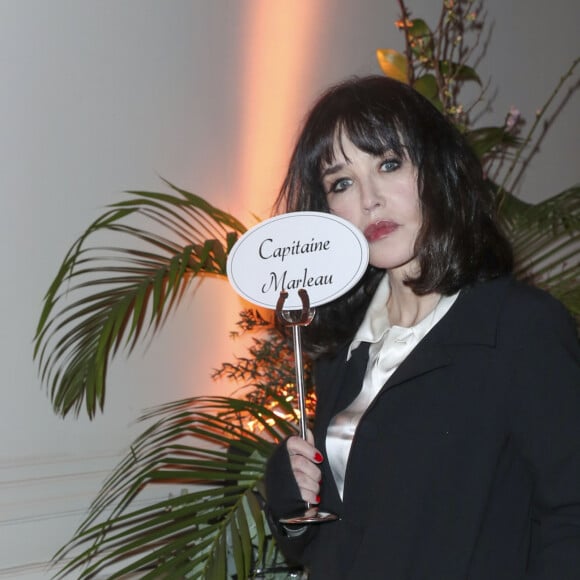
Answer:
[{"xmin": 264, "ymin": 76, "xmax": 580, "ymax": 579}]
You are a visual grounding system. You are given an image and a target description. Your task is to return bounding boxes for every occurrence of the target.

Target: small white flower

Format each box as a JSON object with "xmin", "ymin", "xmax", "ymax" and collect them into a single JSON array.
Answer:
[{"xmin": 506, "ymin": 105, "xmax": 521, "ymax": 130}]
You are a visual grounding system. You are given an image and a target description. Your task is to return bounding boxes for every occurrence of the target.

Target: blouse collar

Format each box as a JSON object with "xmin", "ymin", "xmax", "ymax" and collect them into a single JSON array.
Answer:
[{"xmin": 347, "ymin": 274, "xmax": 459, "ymax": 360}]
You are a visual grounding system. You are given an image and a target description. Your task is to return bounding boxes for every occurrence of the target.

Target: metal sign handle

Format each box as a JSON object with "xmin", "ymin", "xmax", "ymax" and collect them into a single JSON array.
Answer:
[{"xmin": 275, "ymin": 289, "xmax": 314, "ymax": 440}]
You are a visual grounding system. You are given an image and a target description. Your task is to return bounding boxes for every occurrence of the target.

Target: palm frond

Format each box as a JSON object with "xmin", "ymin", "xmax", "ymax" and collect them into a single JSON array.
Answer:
[
  {"xmin": 52, "ymin": 396, "xmax": 298, "ymax": 579},
  {"xmin": 501, "ymin": 186, "xmax": 580, "ymax": 319},
  {"xmin": 466, "ymin": 126, "xmax": 521, "ymax": 160},
  {"xmin": 34, "ymin": 182, "xmax": 248, "ymax": 418}
]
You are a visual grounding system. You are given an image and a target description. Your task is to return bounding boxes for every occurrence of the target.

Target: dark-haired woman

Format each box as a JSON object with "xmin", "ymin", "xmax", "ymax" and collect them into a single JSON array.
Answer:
[{"xmin": 265, "ymin": 76, "xmax": 580, "ymax": 579}]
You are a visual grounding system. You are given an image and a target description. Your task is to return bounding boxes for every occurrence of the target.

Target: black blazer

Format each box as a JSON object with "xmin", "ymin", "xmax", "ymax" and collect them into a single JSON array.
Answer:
[{"xmin": 265, "ymin": 276, "xmax": 580, "ymax": 579}]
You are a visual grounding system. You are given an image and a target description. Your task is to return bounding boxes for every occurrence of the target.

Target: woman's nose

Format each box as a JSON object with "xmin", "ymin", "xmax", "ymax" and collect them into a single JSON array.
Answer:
[{"xmin": 361, "ymin": 183, "xmax": 383, "ymax": 213}]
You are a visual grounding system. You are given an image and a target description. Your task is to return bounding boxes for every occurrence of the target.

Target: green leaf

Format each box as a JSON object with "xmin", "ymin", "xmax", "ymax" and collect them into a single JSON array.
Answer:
[
  {"xmin": 413, "ymin": 73, "xmax": 438, "ymax": 99},
  {"xmin": 438, "ymin": 60, "xmax": 481, "ymax": 84},
  {"xmin": 407, "ymin": 18, "xmax": 433, "ymax": 58}
]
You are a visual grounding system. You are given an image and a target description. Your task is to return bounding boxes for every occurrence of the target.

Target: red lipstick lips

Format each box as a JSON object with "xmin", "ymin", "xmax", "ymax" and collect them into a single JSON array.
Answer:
[{"xmin": 364, "ymin": 220, "xmax": 399, "ymax": 242}]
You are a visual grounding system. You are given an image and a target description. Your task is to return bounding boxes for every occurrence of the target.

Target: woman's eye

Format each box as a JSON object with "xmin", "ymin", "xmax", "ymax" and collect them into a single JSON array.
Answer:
[
  {"xmin": 328, "ymin": 178, "xmax": 352, "ymax": 193},
  {"xmin": 380, "ymin": 158, "xmax": 400, "ymax": 172}
]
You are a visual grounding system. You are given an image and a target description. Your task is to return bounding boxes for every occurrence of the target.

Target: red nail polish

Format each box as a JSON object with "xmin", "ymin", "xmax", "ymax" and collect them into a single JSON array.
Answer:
[
  {"xmin": 315, "ymin": 495, "xmax": 321, "ymax": 504},
  {"xmin": 314, "ymin": 452, "xmax": 323, "ymax": 462}
]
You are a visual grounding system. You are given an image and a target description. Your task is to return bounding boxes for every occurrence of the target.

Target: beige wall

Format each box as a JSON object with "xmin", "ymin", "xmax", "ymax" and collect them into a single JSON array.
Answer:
[{"xmin": 0, "ymin": 1, "xmax": 577, "ymax": 576}]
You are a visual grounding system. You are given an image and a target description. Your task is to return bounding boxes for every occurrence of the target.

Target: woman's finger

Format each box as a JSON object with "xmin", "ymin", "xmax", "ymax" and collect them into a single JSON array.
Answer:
[
  {"xmin": 286, "ymin": 434, "xmax": 324, "ymax": 464},
  {"xmin": 286, "ymin": 434, "xmax": 323, "ymax": 503}
]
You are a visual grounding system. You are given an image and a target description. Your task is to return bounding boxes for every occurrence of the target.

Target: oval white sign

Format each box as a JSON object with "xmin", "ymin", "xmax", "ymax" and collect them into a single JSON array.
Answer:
[{"xmin": 226, "ymin": 212, "xmax": 369, "ymax": 310}]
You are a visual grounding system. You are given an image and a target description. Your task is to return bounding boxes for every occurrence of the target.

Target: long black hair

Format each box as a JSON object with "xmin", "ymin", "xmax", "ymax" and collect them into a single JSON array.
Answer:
[{"xmin": 275, "ymin": 75, "xmax": 513, "ymax": 356}]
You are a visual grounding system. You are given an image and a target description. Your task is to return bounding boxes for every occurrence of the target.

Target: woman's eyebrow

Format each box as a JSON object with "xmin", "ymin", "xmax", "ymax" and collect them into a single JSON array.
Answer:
[{"xmin": 320, "ymin": 163, "xmax": 346, "ymax": 179}]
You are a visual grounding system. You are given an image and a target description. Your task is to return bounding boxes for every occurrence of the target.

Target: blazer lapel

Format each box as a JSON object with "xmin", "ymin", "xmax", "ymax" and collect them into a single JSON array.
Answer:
[
  {"xmin": 314, "ymin": 343, "xmax": 370, "ymax": 512},
  {"xmin": 363, "ymin": 276, "xmax": 508, "ymax": 403},
  {"xmin": 383, "ymin": 341, "xmax": 451, "ymax": 391},
  {"xmin": 315, "ymin": 342, "xmax": 370, "ymax": 442}
]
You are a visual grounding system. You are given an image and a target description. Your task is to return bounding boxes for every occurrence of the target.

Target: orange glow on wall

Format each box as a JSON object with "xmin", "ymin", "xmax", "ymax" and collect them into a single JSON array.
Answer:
[
  {"xmin": 208, "ymin": 0, "xmax": 326, "ymax": 394},
  {"xmin": 237, "ymin": 1, "xmax": 326, "ymax": 218},
  {"xmin": 211, "ymin": 2, "xmax": 326, "ymax": 399}
]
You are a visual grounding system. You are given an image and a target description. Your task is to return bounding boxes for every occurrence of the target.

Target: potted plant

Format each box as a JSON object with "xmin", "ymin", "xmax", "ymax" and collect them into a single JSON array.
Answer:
[{"xmin": 36, "ymin": 1, "xmax": 578, "ymax": 577}]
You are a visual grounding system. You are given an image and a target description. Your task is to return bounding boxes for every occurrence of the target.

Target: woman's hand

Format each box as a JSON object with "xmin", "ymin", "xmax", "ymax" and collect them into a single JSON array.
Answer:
[{"xmin": 286, "ymin": 429, "xmax": 323, "ymax": 505}]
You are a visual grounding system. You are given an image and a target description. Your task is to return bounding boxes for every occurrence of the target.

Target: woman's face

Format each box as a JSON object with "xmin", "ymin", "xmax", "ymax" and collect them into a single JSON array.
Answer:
[{"xmin": 321, "ymin": 135, "xmax": 421, "ymax": 278}]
